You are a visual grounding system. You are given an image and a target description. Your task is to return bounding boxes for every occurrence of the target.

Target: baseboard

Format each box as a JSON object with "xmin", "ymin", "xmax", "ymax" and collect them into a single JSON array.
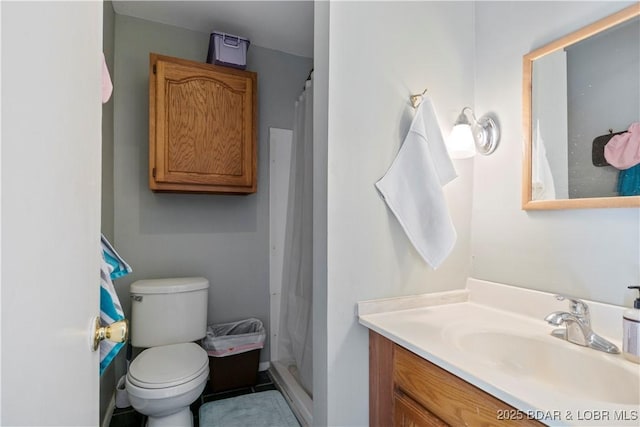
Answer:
[{"xmin": 101, "ymin": 392, "xmax": 116, "ymax": 427}]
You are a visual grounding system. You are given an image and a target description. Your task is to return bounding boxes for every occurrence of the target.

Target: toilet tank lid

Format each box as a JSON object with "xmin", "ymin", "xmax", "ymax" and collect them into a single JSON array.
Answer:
[{"xmin": 130, "ymin": 277, "xmax": 209, "ymax": 294}]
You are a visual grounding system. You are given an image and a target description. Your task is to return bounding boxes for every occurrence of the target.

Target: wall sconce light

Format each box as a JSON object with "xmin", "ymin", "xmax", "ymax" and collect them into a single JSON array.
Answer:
[{"xmin": 447, "ymin": 107, "xmax": 499, "ymax": 159}]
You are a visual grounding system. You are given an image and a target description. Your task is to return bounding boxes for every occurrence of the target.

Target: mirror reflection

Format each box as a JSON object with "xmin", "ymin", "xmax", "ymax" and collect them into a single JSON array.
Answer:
[{"xmin": 523, "ymin": 5, "xmax": 640, "ymax": 209}]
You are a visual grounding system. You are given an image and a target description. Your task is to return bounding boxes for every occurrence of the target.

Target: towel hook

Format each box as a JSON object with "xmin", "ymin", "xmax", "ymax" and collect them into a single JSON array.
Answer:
[{"xmin": 410, "ymin": 88, "xmax": 428, "ymax": 108}]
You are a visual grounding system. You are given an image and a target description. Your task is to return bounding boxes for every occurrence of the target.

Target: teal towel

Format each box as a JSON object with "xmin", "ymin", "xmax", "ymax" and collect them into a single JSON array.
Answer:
[
  {"xmin": 618, "ymin": 164, "xmax": 640, "ymax": 196},
  {"xmin": 99, "ymin": 234, "xmax": 132, "ymax": 375},
  {"xmin": 199, "ymin": 391, "xmax": 299, "ymax": 427}
]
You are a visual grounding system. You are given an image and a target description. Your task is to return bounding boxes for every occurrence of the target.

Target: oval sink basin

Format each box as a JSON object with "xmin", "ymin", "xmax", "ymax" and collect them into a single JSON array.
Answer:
[{"xmin": 452, "ymin": 330, "xmax": 640, "ymax": 405}]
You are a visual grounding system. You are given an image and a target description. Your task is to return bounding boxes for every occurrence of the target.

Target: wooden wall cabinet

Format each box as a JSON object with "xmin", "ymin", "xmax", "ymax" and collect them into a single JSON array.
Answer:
[
  {"xmin": 149, "ymin": 53, "xmax": 257, "ymax": 194},
  {"xmin": 369, "ymin": 331, "xmax": 544, "ymax": 427}
]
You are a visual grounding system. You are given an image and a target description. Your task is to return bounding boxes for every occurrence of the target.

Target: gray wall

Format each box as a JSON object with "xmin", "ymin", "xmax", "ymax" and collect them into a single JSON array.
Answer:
[
  {"xmin": 102, "ymin": 0, "xmax": 115, "ymax": 242},
  {"xmin": 567, "ymin": 17, "xmax": 640, "ymax": 198},
  {"xmin": 100, "ymin": 2, "xmax": 116, "ymax": 426},
  {"xmin": 112, "ymin": 14, "xmax": 313, "ymax": 369},
  {"xmin": 312, "ymin": 2, "xmax": 329, "ymax": 424}
]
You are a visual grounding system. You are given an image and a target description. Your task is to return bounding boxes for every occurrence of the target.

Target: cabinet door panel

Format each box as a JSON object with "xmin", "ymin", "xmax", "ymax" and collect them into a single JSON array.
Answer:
[
  {"xmin": 394, "ymin": 391, "xmax": 448, "ymax": 427},
  {"xmin": 150, "ymin": 54, "xmax": 256, "ymax": 193},
  {"xmin": 394, "ymin": 345, "xmax": 542, "ymax": 427},
  {"xmin": 166, "ymin": 76, "xmax": 244, "ymax": 176}
]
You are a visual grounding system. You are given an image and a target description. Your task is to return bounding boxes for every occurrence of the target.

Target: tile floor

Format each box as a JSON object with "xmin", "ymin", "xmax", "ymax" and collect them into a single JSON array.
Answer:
[{"xmin": 109, "ymin": 371, "xmax": 277, "ymax": 427}]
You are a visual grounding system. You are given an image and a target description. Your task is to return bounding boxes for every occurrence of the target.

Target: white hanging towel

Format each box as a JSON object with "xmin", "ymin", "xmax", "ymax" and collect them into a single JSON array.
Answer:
[
  {"xmin": 375, "ymin": 97, "xmax": 457, "ymax": 268},
  {"xmin": 532, "ymin": 120, "xmax": 556, "ymax": 200},
  {"xmin": 99, "ymin": 234, "xmax": 132, "ymax": 375}
]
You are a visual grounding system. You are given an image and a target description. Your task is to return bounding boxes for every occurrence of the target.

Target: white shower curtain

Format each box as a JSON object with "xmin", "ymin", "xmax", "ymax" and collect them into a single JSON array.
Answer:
[{"xmin": 278, "ymin": 74, "xmax": 313, "ymax": 396}]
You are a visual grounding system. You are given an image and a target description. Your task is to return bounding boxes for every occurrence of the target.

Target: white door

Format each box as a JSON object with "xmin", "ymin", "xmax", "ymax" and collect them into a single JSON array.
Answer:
[{"xmin": 1, "ymin": 2, "xmax": 103, "ymax": 425}]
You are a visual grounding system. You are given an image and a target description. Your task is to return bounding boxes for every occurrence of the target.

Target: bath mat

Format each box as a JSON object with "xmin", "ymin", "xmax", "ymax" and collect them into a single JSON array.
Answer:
[{"xmin": 199, "ymin": 390, "xmax": 300, "ymax": 427}]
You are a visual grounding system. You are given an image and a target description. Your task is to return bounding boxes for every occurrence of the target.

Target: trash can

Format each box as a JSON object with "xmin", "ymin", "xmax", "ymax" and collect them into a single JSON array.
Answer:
[{"xmin": 202, "ymin": 318, "xmax": 266, "ymax": 392}]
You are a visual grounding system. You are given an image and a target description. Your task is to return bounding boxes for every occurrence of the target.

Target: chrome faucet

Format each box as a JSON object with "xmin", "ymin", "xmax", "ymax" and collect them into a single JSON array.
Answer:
[{"xmin": 544, "ymin": 295, "xmax": 620, "ymax": 354}]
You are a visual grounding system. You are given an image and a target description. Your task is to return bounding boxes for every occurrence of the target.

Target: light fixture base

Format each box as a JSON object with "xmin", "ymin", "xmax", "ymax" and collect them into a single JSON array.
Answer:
[{"xmin": 474, "ymin": 115, "xmax": 499, "ymax": 155}]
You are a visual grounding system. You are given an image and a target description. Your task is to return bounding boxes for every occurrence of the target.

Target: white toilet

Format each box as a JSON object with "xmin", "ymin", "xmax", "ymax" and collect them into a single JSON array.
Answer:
[{"xmin": 125, "ymin": 277, "xmax": 210, "ymax": 427}]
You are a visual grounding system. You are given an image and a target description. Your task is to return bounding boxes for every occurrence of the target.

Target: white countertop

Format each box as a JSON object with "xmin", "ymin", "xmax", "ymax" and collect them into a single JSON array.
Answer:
[{"xmin": 358, "ymin": 278, "xmax": 640, "ymax": 426}]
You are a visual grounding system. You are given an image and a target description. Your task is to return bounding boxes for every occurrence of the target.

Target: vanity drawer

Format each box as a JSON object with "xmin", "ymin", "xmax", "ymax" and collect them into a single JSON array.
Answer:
[{"xmin": 393, "ymin": 345, "xmax": 543, "ymax": 426}]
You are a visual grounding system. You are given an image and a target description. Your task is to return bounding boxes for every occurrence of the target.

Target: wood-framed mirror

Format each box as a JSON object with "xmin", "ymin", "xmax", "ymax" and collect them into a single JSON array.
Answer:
[{"xmin": 522, "ymin": 4, "xmax": 640, "ymax": 210}]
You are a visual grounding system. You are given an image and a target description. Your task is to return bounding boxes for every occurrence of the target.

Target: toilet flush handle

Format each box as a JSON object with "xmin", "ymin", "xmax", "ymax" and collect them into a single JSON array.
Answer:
[{"xmin": 91, "ymin": 316, "xmax": 129, "ymax": 351}]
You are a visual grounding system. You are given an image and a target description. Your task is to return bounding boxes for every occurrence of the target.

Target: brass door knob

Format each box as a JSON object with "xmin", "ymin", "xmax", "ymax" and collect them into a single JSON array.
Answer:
[{"xmin": 92, "ymin": 317, "xmax": 128, "ymax": 351}]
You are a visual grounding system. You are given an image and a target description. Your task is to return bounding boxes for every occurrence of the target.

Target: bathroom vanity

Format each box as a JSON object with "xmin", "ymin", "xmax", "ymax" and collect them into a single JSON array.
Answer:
[{"xmin": 359, "ymin": 279, "xmax": 640, "ymax": 426}]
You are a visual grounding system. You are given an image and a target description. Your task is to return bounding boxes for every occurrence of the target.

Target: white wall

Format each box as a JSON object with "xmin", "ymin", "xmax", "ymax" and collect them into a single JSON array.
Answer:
[
  {"xmin": 320, "ymin": 2, "xmax": 475, "ymax": 425},
  {"xmin": 472, "ymin": 1, "xmax": 640, "ymax": 307},
  {"xmin": 318, "ymin": 2, "xmax": 640, "ymax": 425}
]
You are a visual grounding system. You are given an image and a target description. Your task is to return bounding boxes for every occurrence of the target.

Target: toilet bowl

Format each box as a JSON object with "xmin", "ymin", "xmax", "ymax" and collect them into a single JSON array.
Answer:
[
  {"xmin": 125, "ymin": 277, "xmax": 210, "ymax": 427},
  {"xmin": 126, "ymin": 343, "xmax": 209, "ymax": 427}
]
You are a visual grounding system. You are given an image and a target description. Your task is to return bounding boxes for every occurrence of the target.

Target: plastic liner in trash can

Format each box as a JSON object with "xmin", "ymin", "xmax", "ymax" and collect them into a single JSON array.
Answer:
[
  {"xmin": 202, "ymin": 318, "xmax": 266, "ymax": 392},
  {"xmin": 202, "ymin": 318, "xmax": 265, "ymax": 357}
]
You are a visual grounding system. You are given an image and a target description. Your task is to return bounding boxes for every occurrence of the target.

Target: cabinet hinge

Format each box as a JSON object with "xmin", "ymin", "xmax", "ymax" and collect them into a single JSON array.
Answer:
[
  {"xmin": 152, "ymin": 167, "xmax": 156, "ymax": 178},
  {"xmin": 153, "ymin": 64, "xmax": 157, "ymax": 74}
]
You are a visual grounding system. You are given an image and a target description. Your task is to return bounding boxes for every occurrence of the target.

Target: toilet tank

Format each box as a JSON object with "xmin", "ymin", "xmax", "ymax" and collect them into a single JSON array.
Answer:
[{"xmin": 130, "ymin": 277, "xmax": 209, "ymax": 348}]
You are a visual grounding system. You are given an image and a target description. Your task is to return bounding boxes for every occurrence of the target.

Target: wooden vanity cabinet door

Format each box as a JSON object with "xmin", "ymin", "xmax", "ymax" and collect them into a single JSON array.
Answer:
[
  {"xmin": 394, "ymin": 346, "xmax": 543, "ymax": 426},
  {"xmin": 394, "ymin": 391, "xmax": 448, "ymax": 427},
  {"xmin": 369, "ymin": 331, "xmax": 544, "ymax": 427},
  {"xmin": 149, "ymin": 53, "xmax": 257, "ymax": 194}
]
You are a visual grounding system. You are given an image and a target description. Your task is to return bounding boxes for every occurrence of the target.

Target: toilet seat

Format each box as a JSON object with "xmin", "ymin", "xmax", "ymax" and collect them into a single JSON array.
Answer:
[
  {"xmin": 128, "ymin": 342, "xmax": 208, "ymax": 389},
  {"xmin": 125, "ymin": 366, "xmax": 208, "ymax": 401}
]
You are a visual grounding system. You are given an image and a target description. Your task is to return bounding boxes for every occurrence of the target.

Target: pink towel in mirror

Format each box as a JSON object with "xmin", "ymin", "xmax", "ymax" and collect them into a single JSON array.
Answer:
[{"xmin": 604, "ymin": 122, "xmax": 640, "ymax": 170}]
